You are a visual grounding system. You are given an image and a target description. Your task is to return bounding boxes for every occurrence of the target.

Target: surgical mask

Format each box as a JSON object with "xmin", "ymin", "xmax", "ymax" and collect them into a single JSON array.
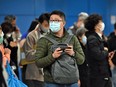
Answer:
[
  {"xmin": 6, "ymin": 33, "xmax": 12, "ymax": 38},
  {"xmin": 100, "ymin": 22, "xmax": 105, "ymax": 32},
  {"xmin": 82, "ymin": 36, "xmax": 87, "ymax": 45},
  {"xmin": 40, "ymin": 25, "xmax": 49, "ymax": 33},
  {"xmin": 0, "ymin": 32, "xmax": 4, "ymax": 44},
  {"xmin": 50, "ymin": 22, "xmax": 60, "ymax": 33},
  {"xmin": 80, "ymin": 23, "xmax": 84, "ymax": 28}
]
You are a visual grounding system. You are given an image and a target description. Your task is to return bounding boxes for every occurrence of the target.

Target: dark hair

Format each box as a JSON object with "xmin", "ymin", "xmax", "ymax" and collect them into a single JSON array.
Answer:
[
  {"xmin": 4, "ymin": 15, "xmax": 16, "ymax": 23},
  {"xmin": 37, "ymin": 13, "xmax": 50, "ymax": 24},
  {"xmin": 76, "ymin": 28, "xmax": 88, "ymax": 37},
  {"xmin": 28, "ymin": 20, "xmax": 38, "ymax": 33},
  {"xmin": 1, "ymin": 22, "xmax": 14, "ymax": 34},
  {"xmin": 85, "ymin": 14, "xmax": 102, "ymax": 32},
  {"xmin": 114, "ymin": 22, "xmax": 116, "ymax": 30},
  {"xmin": 50, "ymin": 10, "xmax": 66, "ymax": 21}
]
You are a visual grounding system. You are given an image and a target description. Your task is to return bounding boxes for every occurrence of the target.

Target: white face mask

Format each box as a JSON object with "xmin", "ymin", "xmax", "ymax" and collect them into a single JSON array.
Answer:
[
  {"xmin": 80, "ymin": 23, "xmax": 84, "ymax": 28},
  {"xmin": 82, "ymin": 36, "xmax": 87, "ymax": 45},
  {"xmin": 100, "ymin": 22, "xmax": 105, "ymax": 32},
  {"xmin": 6, "ymin": 33, "xmax": 12, "ymax": 38},
  {"xmin": 50, "ymin": 22, "xmax": 61, "ymax": 33}
]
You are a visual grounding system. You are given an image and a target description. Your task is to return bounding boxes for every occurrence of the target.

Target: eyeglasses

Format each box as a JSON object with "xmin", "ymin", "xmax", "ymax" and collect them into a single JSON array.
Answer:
[{"xmin": 49, "ymin": 20, "xmax": 63, "ymax": 22}]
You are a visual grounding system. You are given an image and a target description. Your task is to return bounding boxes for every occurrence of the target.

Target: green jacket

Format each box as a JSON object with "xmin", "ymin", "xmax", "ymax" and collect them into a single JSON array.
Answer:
[{"xmin": 35, "ymin": 30, "xmax": 85, "ymax": 83}]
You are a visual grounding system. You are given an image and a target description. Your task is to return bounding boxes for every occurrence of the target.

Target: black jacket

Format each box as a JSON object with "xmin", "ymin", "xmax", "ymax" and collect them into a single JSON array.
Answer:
[
  {"xmin": 86, "ymin": 32, "xmax": 111, "ymax": 78},
  {"xmin": 3, "ymin": 36, "xmax": 18, "ymax": 66},
  {"xmin": 78, "ymin": 42, "xmax": 89, "ymax": 77},
  {"xmin": 108, "ymin": 32, "xmax": 116, "ymax": 65}
]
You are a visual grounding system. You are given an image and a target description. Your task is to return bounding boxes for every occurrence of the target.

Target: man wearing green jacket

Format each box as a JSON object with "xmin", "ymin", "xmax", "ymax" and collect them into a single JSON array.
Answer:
[{"xmin": 35, "ymin": 10, "xmax": 85, "ymax": 87}]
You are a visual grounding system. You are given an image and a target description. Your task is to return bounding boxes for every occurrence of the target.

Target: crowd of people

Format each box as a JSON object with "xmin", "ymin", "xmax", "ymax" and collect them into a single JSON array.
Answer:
[{"xmin": 0, "ymin": 10, "xmax": 116, "ymax": 87}]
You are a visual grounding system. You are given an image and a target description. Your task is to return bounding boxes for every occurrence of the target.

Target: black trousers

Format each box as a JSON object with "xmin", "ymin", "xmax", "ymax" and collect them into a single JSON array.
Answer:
[
  {"xmin": 90, "ymin": 77, "xmax": 112, "ymax": 87},
  {"xmin": 80, "ymin": 76, "xmax": 90, "ymax": 87},
  {"xmin": 26, "ymin": 80, "xmax": 44, "ymax": 87}
]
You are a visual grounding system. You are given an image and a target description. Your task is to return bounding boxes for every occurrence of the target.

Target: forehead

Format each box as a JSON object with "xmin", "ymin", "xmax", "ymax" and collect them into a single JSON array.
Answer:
[
  {"xmin": 78, "ymin": 17, "xmax": 84, "ymax": 21},
  {"xmin": 97, "ymin": 20, "xmax": 102, "ymax": 25},
  {"xmin": 42, "ymin": 20, "xmax": 48, "ymax": 24},
  {"xmin": 50, "ymin": 14, "xmax": 62, "ymax": 20},
  {"xmin": 12, "ymin": 20, "xmax": 16, "ymax": 23},
  {"xmin": 41, "ymin": 20, "xmax": 49, "ymax": 26}
]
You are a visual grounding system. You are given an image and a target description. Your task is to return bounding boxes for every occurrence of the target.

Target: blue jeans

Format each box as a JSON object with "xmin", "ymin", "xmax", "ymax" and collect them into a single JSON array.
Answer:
[{"xmin": 45, "ymin": 83, "xmax": 78, "ymax": 87}]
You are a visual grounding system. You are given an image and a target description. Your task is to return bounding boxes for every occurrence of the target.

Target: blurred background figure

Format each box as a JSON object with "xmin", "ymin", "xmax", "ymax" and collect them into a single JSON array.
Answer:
[
  {"xmin": 85, "ymin": 14, "xmax": 113, "ymax": 87},
  {"xmin": 68, "ymin": 12, "xmax": 89, "ymax": 35},
  {"xmin": 1, "ymin": 21, "xmax": 19, "ymax": 77},
  {"xmin": 19, "ymin": 20, "xmax": 39, "ymax": 83},
  {"xmin": 0, "ymin": 25, "xmax": 11, "ymax": 87},
  {"xmin": 23, "ymin": 13, "xmax": 50, "ymax": 87},
  {"xmin": 4, "ymin": 15, "xmax": 22, "ymax": 41},
  {"xmin": 76, "ymin": 28, "xmax": 89, "ymax": 87},
  {"xmin": 108, "ymin": 22, "xmax": 116, "ymax": 87},
  {"xmin": 1, "ymin": 15, "xmax": 22, "ymax": 78}
]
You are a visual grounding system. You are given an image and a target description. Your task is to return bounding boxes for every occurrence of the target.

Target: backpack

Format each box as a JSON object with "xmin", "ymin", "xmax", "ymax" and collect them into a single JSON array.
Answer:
[{"xmin": 44, "ymin": 35, "xmax": 79, "ymax": 84}]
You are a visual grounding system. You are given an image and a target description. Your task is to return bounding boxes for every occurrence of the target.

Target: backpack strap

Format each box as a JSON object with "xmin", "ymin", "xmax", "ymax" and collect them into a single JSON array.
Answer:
[
  {"xmin": 44, "ymin": 35, "xmax": 73, "ymax": 44},
  {"xmin": 64, "ymin": 35, "xmax": 73, "ymax": 44},
  {"xmin": 44, "ymin": 36, "xmax": 59, "ymax": 44}
]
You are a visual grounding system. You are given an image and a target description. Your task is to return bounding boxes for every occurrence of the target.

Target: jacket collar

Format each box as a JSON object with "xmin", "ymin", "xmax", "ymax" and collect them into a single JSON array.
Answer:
[
  {"xmin": 92, "ymin": 32, "xmax": 104, "ymax": 42},
  {"xmin": 49, "ymin": 28, "xmax": 69, "ymax": 38}
]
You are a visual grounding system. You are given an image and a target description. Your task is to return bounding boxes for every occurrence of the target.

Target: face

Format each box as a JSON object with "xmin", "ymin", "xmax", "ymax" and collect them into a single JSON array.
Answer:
[
  {"xmin": 95, "ymin": 20, "xmax": 105, "ymax": 33},
  {"xmin": 0, "ymin": 29, "xmax": 2, "ymax": 35},
  {"xmin": 95, "ymin": 20, "xmax": 102, "ymax": 29},
  {"xmin": 41, "ymin": 20, "xmax": 49, "ymax": 30},
  {"xmin": 114, "ymin": 29, "xmax": 116, "ymax": 35},
  {"xmin": 11, "ymin": 20, "xmax": 16, "ymax": 27},
  {"xmin": 50, "ymin": 14, "xmax": 65, "ymax": 32},
  {"xmin": 76, "ymin": 19, "xmax": 84, "ymax": 28},
  {"xmin": 0, "ymin": 28, "xmax": 4, "ymax": 37},
  {"xmin": 79, "ymin": 34, "xmax": 85, "ymax": 41}
]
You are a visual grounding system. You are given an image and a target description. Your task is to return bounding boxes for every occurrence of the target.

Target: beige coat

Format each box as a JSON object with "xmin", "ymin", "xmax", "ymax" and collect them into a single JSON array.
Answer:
[{"xmin": 23, "ymin": 29, "xmax": 44, "ymax": 81}]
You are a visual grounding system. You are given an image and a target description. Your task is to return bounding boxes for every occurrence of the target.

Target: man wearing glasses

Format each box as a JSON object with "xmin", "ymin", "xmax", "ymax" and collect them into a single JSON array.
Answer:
[{"xmin": 35, "ymin": 10, "xmax": 85, "ymax": 87}]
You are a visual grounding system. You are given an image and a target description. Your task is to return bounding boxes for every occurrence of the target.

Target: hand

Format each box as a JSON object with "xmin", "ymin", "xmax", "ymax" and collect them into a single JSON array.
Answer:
[
  {"xmin": 10, "ymin": 41, "xmax": 17, "ymax": 47},
  {"xmin": 4, "ymin": 48, "xmax": 11, "ymax": 54},
  {"xmin": 108, "ymin": 51, "xmax": 115, "ymax": 69},
  {"xmin": 108, "ymin": 51, "xmax": 115, "ymax": 59},
  {"xmin": 78, "ymin": 80, "xmax": 81, "ymax": 87},
  {"xmin": 65, "ymin": 45, "xmax": 75, "ymax": 56},
  {"xmin": 109, "ymin": 58, "xmax": 115, "ymax": 69},
  {"xmin": 52, "ymin": 47, "xmax": 62, "ymax": 59}
]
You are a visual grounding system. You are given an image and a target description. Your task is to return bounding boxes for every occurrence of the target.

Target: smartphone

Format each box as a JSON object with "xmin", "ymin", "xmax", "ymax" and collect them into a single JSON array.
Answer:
[{"xmin": 66, "ymin": 47, "xmax": 71, "ymax": 49}]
